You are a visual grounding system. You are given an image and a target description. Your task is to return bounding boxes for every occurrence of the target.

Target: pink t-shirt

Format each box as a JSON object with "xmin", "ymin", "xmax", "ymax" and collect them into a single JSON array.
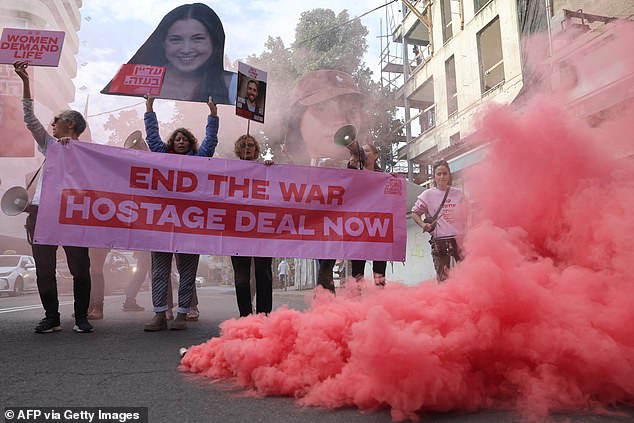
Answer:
[{"xmin": 412, "ymin": 186, "xmax": 465, "ymax": 238}]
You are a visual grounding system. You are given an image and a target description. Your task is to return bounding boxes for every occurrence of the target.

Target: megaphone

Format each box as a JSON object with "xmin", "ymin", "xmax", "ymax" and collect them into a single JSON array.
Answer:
[
  {"xmin": 333, "ymin": 125, "xmax": 357, "ymax": 148},
  {"xmin": 124, "ymin": 130, "xmax": 148, "ymax": 151},
  {"xmin": 1, "ymin": 186, "xmax": 30, "ymax": 216}
]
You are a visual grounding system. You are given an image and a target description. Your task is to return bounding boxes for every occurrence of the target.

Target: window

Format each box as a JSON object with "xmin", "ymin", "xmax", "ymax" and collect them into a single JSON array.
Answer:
[
  {"xmin": 474, "ymin": 0, "xmax": 490, "ymax": 14},
  {"xmin": 445, "ymin": 56, "xmax": 458, "ymax": 115},
  {"xmin": 420, "ymin": 105, "xmax": 436, "ymax": 133},
  {"xmin": 450, "ymin": 132, "xmax": 461, "ymax": 146},
  {"xmin": 441, "ymin": 0, "xmax": 453, "ymax": 42},
  {"xmin": 477, "ymin": 17, "xmax": 505, "ymax": 93}
]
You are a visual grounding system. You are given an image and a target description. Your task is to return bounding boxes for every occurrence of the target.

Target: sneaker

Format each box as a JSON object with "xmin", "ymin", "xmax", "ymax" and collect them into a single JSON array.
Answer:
[
  {"xmin": 35, "ymin": 317, "xmax": 62, "ymax": 334},
  {"xmin": 122, "ymin": 301, "xmax": 145, "ymax": 312},
  {"xmin": 170, "ymin": 312, "xmax": 188, "ymax": 330},
  {"xmin": 186, "ymin": 307, "xmax": 199, "ymax": 321},
  {"xmin": 73, "ymin": 318, "xmax": 94, "ymax": 333}
]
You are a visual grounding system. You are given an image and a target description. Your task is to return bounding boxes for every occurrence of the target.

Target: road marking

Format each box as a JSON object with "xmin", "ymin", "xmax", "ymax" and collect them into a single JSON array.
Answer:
[{"xmin": 0, "ymin": 300, "xmax": 74, "ymax": 314}]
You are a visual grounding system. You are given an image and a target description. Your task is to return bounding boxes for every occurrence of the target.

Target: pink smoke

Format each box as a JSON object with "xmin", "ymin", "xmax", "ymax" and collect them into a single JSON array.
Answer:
[{"xmin": 180, "ymin": 24, "xmax": 634, "ymax": 421}]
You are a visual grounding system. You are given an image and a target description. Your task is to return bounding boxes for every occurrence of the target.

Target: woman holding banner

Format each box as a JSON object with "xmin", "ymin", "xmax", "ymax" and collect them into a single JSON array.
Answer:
[
  {"xmin": 284, "ymin": 69, "xmax": 366, "ymax": 293},
  {"xmin": 348, "ymin": 143, "xmax": 388, "ymax": 286},
  {"xmin": 230, "ymin": 134, "xmax": 274, "ymax": 317},
  {"xmin": 143, "ymin": 95, "xmax": 218, "ymax": 331},
  {"xmin": 103, "ymin": 3, "xmax": 232, "ymax": 104}
]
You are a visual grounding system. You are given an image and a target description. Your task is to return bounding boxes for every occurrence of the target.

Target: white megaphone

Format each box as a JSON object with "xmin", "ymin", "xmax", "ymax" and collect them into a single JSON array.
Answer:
[
  {"xmin": 124, "ymin": 130, "xmax": 148, "ymax": 151},
  {"xmin": 1, "ymin": 186, "xmax": 30, "ymax": 216}
]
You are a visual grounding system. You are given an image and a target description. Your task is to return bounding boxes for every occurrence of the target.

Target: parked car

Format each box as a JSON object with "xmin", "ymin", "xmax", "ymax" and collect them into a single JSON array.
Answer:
[
  {"xmin": 57, "ymin": 249, "xmax": 146, "ymax": 295},
  {"xmin": 0, "ymin": 255, "xmax": 37, "ymax": 296}
]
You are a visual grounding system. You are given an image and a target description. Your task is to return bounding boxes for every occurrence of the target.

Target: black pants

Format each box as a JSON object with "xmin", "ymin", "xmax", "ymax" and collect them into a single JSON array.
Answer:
[
  {"xmin": 430, "ymin": 237, "xmax": 462, "ymax": 282},
  {"xmin": 317, "ymin": 259, "xmax": 336, "ymax": 293},
  {"xmin": 350, "ymin": 260, "xmax": 387, "ymax": 282},
  {"xmin": 231, "ymin": 256, "xmax": 272, "ymax": 317},
  {"xmin": 26, "ymin": 207, "xmax": 91, "ymax": 320}
]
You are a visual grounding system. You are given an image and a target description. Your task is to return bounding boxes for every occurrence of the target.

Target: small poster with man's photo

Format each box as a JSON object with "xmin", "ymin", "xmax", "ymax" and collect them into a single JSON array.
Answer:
[{"xmin": 236, "ymin": 62, "xmax": 267, "ymax": 123}]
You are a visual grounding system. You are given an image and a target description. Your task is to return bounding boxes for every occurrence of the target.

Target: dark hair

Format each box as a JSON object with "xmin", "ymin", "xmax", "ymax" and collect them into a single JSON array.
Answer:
[
  {"xmin": 126, "ymin": 3, "xmax": 229, "ymax": 103},
  {"xmin": 432, "ymin": 159, "xmax": 452, "ymax": 186},
  {"xmin": 234, "ymin": 134, "xmax": 260, "ymax": 160},
  {"xmin": 364, "ymin": 143, "xmax": 382, "ymax": 171},
  {"xmin": 166, "ymin": 128, "xmax": 198, "ymax": 154},
  {"xmin": 57, "ymin": 110, "xmax": 87, "ymax": 135}
]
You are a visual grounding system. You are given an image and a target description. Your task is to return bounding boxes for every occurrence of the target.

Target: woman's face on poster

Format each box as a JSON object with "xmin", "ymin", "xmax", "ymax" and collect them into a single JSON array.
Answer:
[
  {"xmin": 299, "ymin": 95, "xmax": 362, "ymax": 157},
  {"xmin": 164, "ymin": 19, "xmax": 213, "ymax": 73}
]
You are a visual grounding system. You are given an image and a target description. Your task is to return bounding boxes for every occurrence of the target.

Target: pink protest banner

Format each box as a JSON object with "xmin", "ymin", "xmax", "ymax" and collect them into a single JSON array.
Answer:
[
  {"xmin": 35, "ymin": 142, "xmax": 406, "ymax": 261},
  {"xmin": 108, "ymin": 64, "xmax": 166, "ymax": 96},
  {"xmin": 0, "ymin": 28, "xmax": 65, "ymax": 66}
]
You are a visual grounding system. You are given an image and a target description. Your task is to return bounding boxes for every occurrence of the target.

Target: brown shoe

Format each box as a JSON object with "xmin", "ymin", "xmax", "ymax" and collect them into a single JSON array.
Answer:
[
  {"xmin": 87, "ymin": 305, "xmax": 103, "ymax": 320},
  {"xmin": 143, "ymin": 312, "xmax": 167, "ymax": 331},
  {"xmin": 170, "ymin": 312, "xmax": 187, "ymax": 330}
]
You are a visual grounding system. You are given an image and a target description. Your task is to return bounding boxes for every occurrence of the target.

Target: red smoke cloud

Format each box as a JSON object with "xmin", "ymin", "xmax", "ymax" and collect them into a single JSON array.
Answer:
[{"xmin": 180, "ymin": 24, "xmax": 634, "ymax": 421}]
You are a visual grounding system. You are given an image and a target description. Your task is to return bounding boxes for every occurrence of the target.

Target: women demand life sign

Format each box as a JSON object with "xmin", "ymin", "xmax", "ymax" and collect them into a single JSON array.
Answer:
[{"xmin": 0, "ymin": 28, "xmax": 65, "ymax": 66}]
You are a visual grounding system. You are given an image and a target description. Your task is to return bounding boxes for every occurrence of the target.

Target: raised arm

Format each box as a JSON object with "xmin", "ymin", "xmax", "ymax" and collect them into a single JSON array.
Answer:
[
  {"xmin": 197, "ymin": 96, "xmax": 219, "ymax": 157},
  {"xmin": 143, "ymin": 96, "xmax": 166, "ymax": 153},
  {"xmin": 14, "ymin": 61, "xmax": 51, "ymax": 150}
]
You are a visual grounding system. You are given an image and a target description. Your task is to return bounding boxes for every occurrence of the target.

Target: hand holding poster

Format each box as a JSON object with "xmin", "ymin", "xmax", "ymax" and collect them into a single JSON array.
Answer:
[
  {"xmin": 0, "ymin": 28, "xmax": 65, "ymax": 66},
  {"xmin": 35, "ymin": 142, "xmax": 406, "ymax": 261}
]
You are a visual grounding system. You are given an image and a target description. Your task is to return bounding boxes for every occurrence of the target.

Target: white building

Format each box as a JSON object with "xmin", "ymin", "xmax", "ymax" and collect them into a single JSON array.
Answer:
[
  {"xmin": 0, "ymin": 0, "xmax": 83, "ymax": 253},
  {"xmin": 380, "ymin": 0, "xmax": 633, "ymax": 285}
]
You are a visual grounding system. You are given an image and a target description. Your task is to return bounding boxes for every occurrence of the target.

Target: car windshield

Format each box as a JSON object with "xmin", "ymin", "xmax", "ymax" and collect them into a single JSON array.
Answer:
[{"xmin": 0, "ymin": 256, "xmax": 20, "ymax": 267}]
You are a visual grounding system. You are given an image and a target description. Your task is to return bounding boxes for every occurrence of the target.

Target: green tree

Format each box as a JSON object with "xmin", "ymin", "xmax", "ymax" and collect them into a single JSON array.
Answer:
[
  {"xmin": 243, "ymin": 8, "xmax": 397, "ymax": 162},
  {"xmin": 292, "ymin": 8, "xmax": 367, "ymax": 75}
]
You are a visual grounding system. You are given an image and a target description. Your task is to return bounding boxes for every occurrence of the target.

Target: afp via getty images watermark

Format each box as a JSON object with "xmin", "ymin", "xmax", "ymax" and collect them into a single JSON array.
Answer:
[{"xmin": 4, "ymin": 408, "xmax": 148, "ymax": 423}]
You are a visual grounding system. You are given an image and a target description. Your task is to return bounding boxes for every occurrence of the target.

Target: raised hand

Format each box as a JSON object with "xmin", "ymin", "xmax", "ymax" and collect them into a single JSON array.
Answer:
[
  {"xmin": 13, "ymin": 60, "xmax": 30, "ymax": 81},
  {"xmin": 145, "ymin": 95, "xmax": 155, "ymax": 113},
  {"xmin": 207, "ymin": 96, "xmax": 217, "ymax": 117}
]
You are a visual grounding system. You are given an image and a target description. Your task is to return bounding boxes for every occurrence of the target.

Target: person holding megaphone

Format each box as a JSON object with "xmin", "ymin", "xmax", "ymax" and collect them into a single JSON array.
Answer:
[
  {"xmin": 13, "ymin": 60, "xmax": 94, "ymax": 334},
  {"xmin": 283, "ymin": 69, "xmax": 370, "ymax": 293}
]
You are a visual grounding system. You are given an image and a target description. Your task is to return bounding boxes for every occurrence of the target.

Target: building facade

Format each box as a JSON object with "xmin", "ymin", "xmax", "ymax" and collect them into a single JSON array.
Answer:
[
  {"xmin": 381, "ymin": 0, "xmax": 634, "ymax": 285},
  {"xmin": 0, "ymin": 0, "xmax": 82, "ymax": 252}
]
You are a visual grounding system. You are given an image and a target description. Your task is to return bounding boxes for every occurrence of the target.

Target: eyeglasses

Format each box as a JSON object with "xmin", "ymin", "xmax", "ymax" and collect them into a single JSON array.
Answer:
[
  {"xmin": 52, "ymin": 116, "xmax": 68, "ymax": 125},
  {"xmin": 240, "ymin": 143, "xmax": 256, "ymax": 148}
]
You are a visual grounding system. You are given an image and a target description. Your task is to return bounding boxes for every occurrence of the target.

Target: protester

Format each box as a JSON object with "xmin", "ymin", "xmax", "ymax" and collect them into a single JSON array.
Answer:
[
  {"xmin": 349, "ymin": 144, "xmax": 388, "ymax": 286},
  {"xmin": 143, "ymin": 95, "xmax": 218, "ymax": 331},
  {"xmin": 230, "ymin": 134, "xmax": 274, "ymax": 316},
  {"xmin": 277, "ymin": 258, "xmax": 290, "ymax": 290},
  {"xmin": 102, "ymin": 3, "xmax": 232, "ymax": 103},
  {"xmin": 121, "ymin": 250, "xmax": 150, "ymax": 311},
  {"xmin": 13, "ymin": 60, "xmax": 93, "ymax": 333},
  {"xmin": 285, "ymin": 69, "xmax": 366, "ymax": 293},
  {"xmin": 87, "ymin": 248, "xmax": 109, "ymax": 319},
  {"xmin": 411, "ymin": 159, "xmax": 466, "ymax": 282}
]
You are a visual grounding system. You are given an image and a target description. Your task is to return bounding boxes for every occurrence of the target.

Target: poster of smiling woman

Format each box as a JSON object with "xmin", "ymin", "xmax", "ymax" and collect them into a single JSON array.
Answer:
[{"xmin": 101, "ymin": 3, "xmax": 236, "ymax": 104}]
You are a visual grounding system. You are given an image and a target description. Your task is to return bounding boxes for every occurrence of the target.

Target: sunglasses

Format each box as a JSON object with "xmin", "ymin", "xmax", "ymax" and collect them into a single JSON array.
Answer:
[{"xmin": 52, "ymin": 116, "xmax": 69, "ymax": 125}]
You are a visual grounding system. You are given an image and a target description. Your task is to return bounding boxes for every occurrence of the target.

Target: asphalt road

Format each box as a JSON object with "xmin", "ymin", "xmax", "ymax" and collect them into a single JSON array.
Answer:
[{"xmin": 1, "ymin": 287, "xmax": 632, "ymax": 423}]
